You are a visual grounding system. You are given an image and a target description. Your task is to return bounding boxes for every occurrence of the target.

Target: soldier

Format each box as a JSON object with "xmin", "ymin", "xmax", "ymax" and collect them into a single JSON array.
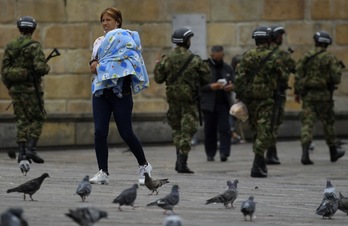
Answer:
[
  {"xmin": 1, "ymin": 16, "xmax": 50, "ymax": 165},
  {"xmin": 265, "ymin": 25, "xmax": 296, "ymax": 165},
  {"xmin": 234, "ymin": 26, "xmax": 286, "ymax": 178},
  {"xmin": 294, "ymin": 31, "xmax": 345, "ymax": 165},
  {"xmin": 154, "ymin": 28, "xmax": 210, "ymax": 173}
]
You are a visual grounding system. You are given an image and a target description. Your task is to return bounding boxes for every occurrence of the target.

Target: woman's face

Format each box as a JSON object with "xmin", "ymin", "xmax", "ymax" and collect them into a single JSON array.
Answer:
[{"xmin": 101, "ymin": 13, "xmax": 118, "ymax": 34}]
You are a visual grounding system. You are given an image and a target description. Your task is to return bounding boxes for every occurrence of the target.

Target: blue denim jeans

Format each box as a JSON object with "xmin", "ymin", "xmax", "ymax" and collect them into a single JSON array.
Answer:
[{"xmin": 92, "ymin": 88, "xmax": 146, "ymax": 174}]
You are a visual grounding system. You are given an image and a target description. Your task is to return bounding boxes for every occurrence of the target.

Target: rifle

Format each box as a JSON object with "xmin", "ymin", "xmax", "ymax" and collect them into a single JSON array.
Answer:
[
  {"xmin": 270, "ymin": 80, "xmax": 287, "ymax": 133},
  {"xmin": 192, "ymin": 87, "xmax": 202, "ymax": 126},
  {"xmin": 5, "ymin": 48, "xmax": 61, "ymax": 112}
]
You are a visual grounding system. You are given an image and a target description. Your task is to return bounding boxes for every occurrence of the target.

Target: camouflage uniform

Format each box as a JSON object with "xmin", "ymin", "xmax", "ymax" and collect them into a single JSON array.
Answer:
[
  {"xmin": 294, "ymin": 47, "xmax": 341, "ymax": 147},
  {"xmin": 235, "ymin": 43, "xmax": 286, "ymax": 178},
  {"xmin": 1, "ymin": 34, "xmax": 50, "ymax": 144},
  {"xmin": 154, "ymin": 46, "xmax": 210, "ymax": 154},
  {"xmin": 269, "ymin": 43, "xmax": 296, "ymax": 145}
]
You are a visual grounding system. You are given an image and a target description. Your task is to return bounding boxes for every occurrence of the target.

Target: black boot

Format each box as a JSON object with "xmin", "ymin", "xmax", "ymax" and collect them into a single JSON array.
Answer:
[
  {"xmin": 7, "ymin": 150, "xmax": 16, "ymax": 159},
  {"xmin": 175, "ymin": 149, "xmax": 180, "ymax": 171},
  {"xmin": 250, "ymin": 154, "xmax": 267, "ymax": 178},
  {"xmin": 265, "ymin": 145, "xmax": 281, "ymax": 165},
  {"xmin": 301, "ymin": 144, "xmax": 313, "ymax": 165},
  {"xmin": 177, "ymin": 153, "xmax": 194, "ymax": 174},
  {"xmin": 17, "ymin": 142, "xmax": 28, "ymax": 163},
  {"xmin": 26, "ymin": 138, "xmax": 44, "ymax": 164},
  {"xmin": 329, "ymin": 145, "xmax": 345, "ymax": 162}
]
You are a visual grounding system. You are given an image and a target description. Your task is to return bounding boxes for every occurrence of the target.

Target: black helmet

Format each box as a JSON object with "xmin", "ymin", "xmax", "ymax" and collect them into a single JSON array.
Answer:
[
  {"xmin": 17, "ymin": 16, "xmax": 37, "ymax": 31},
  {"xmin": 172, "ymin": 28, "xmax": 194, "ymax": 44},
  {"xmin": 252, "ymin": 26, "xmax": 271, "ymax": 39},
  {"xmin": 269, "ymin": 25, "xmax": 285, "ymax": 39},
  {"xmin": 313, "ymin": 31, "xmax": 332, "ymax": 45}
]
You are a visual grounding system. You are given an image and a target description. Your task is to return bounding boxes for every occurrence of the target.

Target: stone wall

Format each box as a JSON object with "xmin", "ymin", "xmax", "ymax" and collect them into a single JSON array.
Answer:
[{"xmin": 0, "ymin": 0, "xmax": 348, "ymax": 147}]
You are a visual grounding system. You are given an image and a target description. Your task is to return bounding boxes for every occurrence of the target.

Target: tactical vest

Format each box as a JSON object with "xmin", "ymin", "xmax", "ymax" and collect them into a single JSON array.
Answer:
[{"xmin": 165, "ymin": 52, "xmax": 199, "ymax": 102}]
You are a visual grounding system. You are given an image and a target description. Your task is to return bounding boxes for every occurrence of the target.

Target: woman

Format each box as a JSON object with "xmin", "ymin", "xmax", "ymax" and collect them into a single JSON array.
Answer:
[{"xmin": 89, "ymin": 7, "xmax": 152, "ymax": 185}]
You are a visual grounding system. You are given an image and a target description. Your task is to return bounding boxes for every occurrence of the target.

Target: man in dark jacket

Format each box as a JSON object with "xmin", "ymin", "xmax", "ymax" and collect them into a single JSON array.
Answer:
[{"xmin": 200, "ymin": 46, "xmax": 234, "ymax": 162}]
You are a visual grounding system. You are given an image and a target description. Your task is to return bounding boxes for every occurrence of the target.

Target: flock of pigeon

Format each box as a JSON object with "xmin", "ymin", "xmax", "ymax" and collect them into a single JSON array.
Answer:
[{"xmin": 1, "ymin": 172, "xmax": 348, "ymax": 225}]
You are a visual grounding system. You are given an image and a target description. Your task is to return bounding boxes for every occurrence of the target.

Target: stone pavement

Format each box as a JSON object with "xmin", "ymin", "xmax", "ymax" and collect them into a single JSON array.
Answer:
[{"xmin": 0, "ymin": 140, "xmax": 347, "ymax": 226}]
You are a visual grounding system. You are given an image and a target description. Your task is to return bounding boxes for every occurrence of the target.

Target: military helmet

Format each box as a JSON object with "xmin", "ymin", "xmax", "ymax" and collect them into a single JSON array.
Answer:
[
  {"xmin": 172, "ymin": 28, "xmax": 194, "ymax": 44},
  {"xmin": 252, "ymin": 26, "xmax": 271, "ymax": 39},
  {"xmin": 17, "ymin": 16, "xmax": 37, "ymax": 30},
  {"xmin": 313, "ymin": 31, "xmax": 332, "ymax": 45},
  {"xmin": 269, "ymin": 25, "xmax": 285, "ymax": 39}
]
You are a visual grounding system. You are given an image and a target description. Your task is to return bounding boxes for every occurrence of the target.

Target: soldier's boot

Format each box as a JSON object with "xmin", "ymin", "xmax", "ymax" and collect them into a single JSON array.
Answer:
[
  {"xmin": 7, "ymin": 150, "xmax": 16, "ymax": 159},
  {"xmin": 301, "ymin": 144, "xmax": 313, "ymax": 165},
  {"xmin": 177, "ymin": 153, "xmax": 194, "ymax": 174},
  {"xmin": 265, "ymin": 145, "xmax": 281, "ymax": 165},
  {"xmin": 250, "ymin": 154, "xmax": 267, "ymax": 178},
  {"xmin": 26, "ymin": 138, "xmax": 44, "ymax": 164},
  {"xmin": 17, "ymin": 142, "xmax": 28, "ymax": 163},
  {"xmin": 175, "ymin": 149, "xmax": 180, "ymax": 172},
  {"xmin": 260, "ymin": 154, "xmax": 268, "ymax": 173},
  {"xmin": 329, "ymin": 145, "xmax": 345, "ymax": 162}
]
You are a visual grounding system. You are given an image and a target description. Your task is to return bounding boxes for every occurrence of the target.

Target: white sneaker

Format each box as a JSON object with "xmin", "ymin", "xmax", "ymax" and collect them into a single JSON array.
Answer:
[
  {"xmin": 138, "ymin": 163, "xmax": 152, "ymax": 185},
  {"xmin": 89, "ymin": 170, "xmax": 109, "ymax": 185}
]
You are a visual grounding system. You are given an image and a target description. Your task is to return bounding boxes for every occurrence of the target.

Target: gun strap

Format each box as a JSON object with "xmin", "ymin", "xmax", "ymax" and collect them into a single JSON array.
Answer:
[
  {"xmin": 303, "ymin": 50, "xmax": 325, "ymax": 66},
  {"xmin": 169, "ymin": 54, "xmax": 195, "ymax": 84}
]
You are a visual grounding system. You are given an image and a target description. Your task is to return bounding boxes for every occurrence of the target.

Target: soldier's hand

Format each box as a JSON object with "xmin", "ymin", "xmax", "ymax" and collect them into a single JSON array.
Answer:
[
  {"xmin": 89, "ymin": 61, "xmax": 98, "ymax": 74},
  {"xmin": 210, "ymin": 83, "xmax": 224, "ymax": 90},
  {"xmin": 295, "ymin": 95, "xmax": 301, "ymax": 103},
  {"xmin": 223, "ymin": 82, "xmax": 234, "ymax": 92}
]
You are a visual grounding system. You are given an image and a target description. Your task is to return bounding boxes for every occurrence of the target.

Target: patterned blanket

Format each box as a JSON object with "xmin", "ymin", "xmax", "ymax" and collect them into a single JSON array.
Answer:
[{"xmin": 92, "ymin": 29, "xmax": 149, "ymax": 94}]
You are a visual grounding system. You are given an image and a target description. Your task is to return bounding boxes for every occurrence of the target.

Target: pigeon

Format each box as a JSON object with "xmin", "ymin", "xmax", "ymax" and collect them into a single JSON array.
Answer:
[
  {"xmin": 0, "ymin": 208, "xmax": 28, "ymax": 226},
  {"xmin": 65, "ymin": 207, "xmax": 107, "ymax": 226},
  {"xmin": 7, "ymin": 173, "xmax": 49, "ymax": 201},
  {"xmin": 76, "ymin": 175, "xmax": 92, "ymax": 202},
  {"xmin": 147, "ymin": 184, "xmax": 180, "ymax": 215},
  {"xmin": 163, "ymin": 215, "xmax": 183, "ymax": 226},
  {"xmin": 241, "ymin": 196, "xmax": 256, "ymax": 221},
  {"xmin": 205, "ymin": 179, "xmax": 239, "ymax": 209},
  {"xmin": 19, "ymin": 159, "xmax": 30, "ymax": 176},
  {"xmin": 316, "ymin": 192, "xmax": 338, "ymax": 219},
  {"xmin": 323, "ymin": 180, "xmax": 336, "ymax": 196},
  {"xmin": 112, "ymin": 183, "xmax": 138, "ymax": 211},
  {"xmin": 144, "ymin": 172, "xmax": 169, "ymax": 195},
  {"xmin": 338, "ymin": 192, "xmax": 348, "ymax": 215}
]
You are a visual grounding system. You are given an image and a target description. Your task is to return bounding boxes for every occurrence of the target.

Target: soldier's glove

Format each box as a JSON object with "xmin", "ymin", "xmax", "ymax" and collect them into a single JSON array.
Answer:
[{"xmin": 295, "ymin": 95, "xmax": 301, "ymax": 103}]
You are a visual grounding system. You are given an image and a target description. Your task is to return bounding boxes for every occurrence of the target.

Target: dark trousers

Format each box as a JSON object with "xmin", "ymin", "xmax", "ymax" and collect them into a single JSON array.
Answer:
[
  {"xmin": 92, "ymin": 89, "xmax": 146, "ymax": 174},
  {"xmin": 203, "ymin": 105, "xmax": 231, "ymax": 158}
]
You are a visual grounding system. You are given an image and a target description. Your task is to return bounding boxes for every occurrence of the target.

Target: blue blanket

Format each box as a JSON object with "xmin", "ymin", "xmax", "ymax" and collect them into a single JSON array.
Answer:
[{"xmin": 92, "ymin": 29, "xmax": 149, "ymax": 94}]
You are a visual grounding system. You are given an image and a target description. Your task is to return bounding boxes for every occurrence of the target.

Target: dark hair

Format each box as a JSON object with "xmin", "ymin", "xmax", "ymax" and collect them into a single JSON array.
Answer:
[{"xmin": 100, "ymin": 7, "xmax": 122, "ymax": 28}]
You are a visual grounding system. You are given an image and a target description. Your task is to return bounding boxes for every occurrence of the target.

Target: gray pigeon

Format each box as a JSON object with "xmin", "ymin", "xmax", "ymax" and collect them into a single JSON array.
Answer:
[
  {"xmin": 324, "ymin": 180, "xmax": 336, "ymax": 196},
  {"xmin": 112, "ymin": 184, "xmax": 138, "ymax": 211},
  {"xmin": 144, "ymin": 172, "xmax": 169, "ymax": 195},
  {"xmin": 147, "ymin": 184, "xmax": 180, "ymax": 215},
  {"xmin": 7, "ymin": 173, "xmax": 49, "ymax": 201},
  {"xmin": 19, "ymin": 159, "xmax": 30, "ymax": 176},
  {"xmin": 163, "ymin": 215, "xmax": 183, "ymax": 226},
  {"xmin": 316, "ymin": 192, "xmax": 338, "ymax": 219},
  {"xmin": 76, "ymin": 175, "xmax": 92, "ymax": 202},
  {"xmin": 65, "ymin": 207, "xmax": 107, "ymax": 226},
  {"xmin": 241, "ymin": 196, "xmax": 256, "ymax": 221},
  {"xmin": 205, "ymin": 179, "xmax": 239, "ymax": 209},
  {"xmin": 338, "ymin": 192, "xmax": 348, "ymax": 215},
  {"xmin": 0, "ymin": 208, "xmax": 28, "ymax": 226}
]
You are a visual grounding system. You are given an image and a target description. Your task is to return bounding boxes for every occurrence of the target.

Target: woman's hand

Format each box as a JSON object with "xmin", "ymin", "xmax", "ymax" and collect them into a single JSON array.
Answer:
[{"xmin": 90, "ymin": 60, "xmax": 98, "ymax": 74}]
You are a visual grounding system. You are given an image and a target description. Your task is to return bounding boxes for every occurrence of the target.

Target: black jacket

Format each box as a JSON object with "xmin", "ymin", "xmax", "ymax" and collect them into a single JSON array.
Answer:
[{"xmin": 200, "ymin": 59, "xmax": 235, "ymax": 112}]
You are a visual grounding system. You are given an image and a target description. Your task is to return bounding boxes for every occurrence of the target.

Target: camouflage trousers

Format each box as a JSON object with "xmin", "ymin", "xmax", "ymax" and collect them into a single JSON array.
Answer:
[
  {"xmin": 269, "ymin": 96, "xmax": 286, "ymax": 147},
  {"xmin": 300, "ymin": 101, "xmax": 336, "ymax": 146},
  {"xmin": 11, "ymin": 92, "xmax": 46, "ymax": 143},
  {"xmin": 246, "ymin": 100, "xmax": 274, "ymax": 156},
  {"xmin": 167, "ymin": 102, "xmax": 198, "ymax": 155}
]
